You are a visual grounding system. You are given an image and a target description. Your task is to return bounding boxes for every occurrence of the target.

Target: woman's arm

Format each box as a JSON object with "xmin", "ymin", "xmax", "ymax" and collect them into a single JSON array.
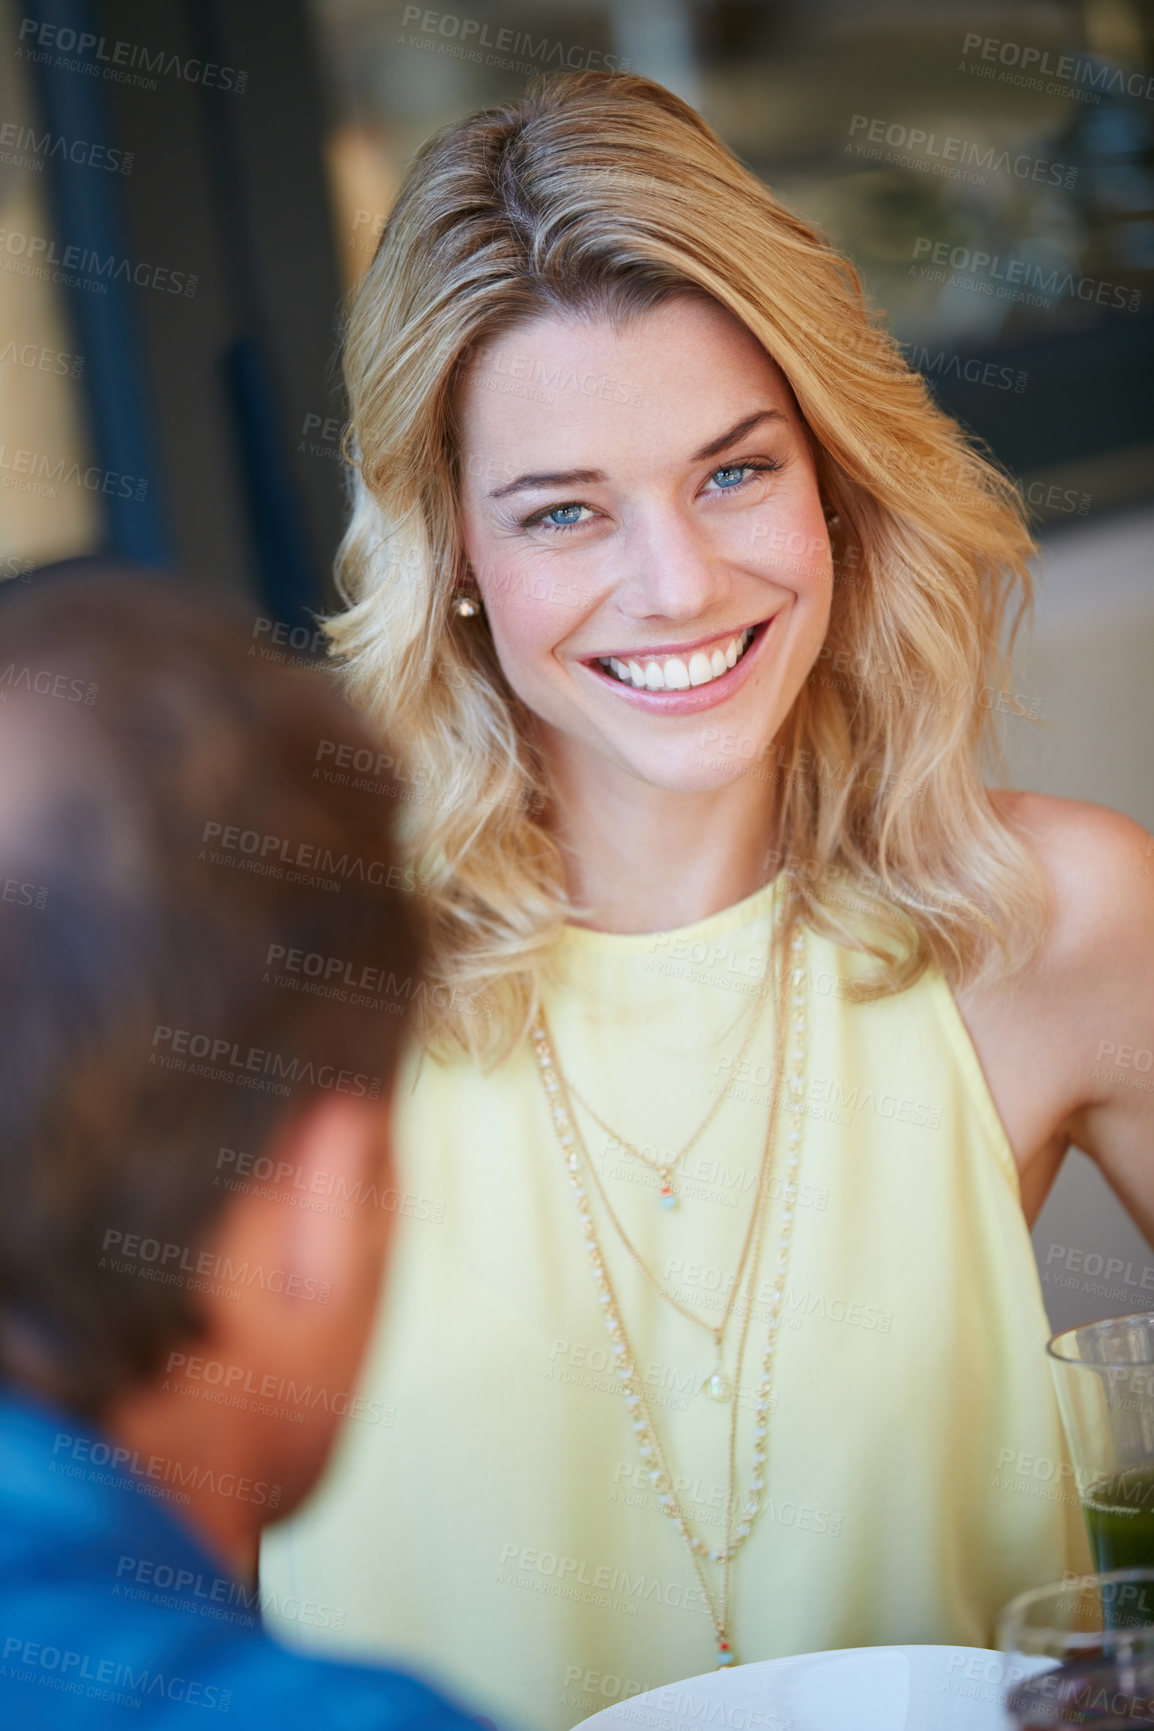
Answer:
[
  {"xmin": 957, "ymin": 792, "xmax": 1154, "ymax": 1240},
  {"xmin": 1034, "ymin": 794, "xmax": 1154, "ymax": 1238}
]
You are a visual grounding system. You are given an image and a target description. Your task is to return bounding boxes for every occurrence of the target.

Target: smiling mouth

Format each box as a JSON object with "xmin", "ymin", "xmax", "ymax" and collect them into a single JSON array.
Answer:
[{"xmin": 593, "ymin": 626, "xmax": 757, "ymax": 693}]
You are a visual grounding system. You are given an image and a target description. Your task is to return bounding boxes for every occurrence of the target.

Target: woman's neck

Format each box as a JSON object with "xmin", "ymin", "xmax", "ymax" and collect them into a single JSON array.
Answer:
[{"xmin": 544, "ymin": 735, "xmax": 780, "ymax": 935}]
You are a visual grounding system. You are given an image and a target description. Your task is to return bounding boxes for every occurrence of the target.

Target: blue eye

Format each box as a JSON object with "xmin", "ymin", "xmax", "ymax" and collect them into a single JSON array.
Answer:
[
  {"xmin": 712, "ymin": 465, "xmax": 749, "ymax": 489},
  {"xmin": 704, "ymin": 459, "xmax": 781, "ymax": 497},
  {"xmin": 520, "ymin": 499, "xmax": 594, "ymax": 535}
]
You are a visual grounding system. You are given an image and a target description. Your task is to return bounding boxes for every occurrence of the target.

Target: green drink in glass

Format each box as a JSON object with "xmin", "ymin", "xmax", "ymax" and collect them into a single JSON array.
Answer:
[
  {"xmin": 1049, "ymin": 1314, "xmax": 1154, "ymax": 1578},
  {"xmin": 1083, "ymin": 1467, "xmax": 1154, "ymax": 1574}
]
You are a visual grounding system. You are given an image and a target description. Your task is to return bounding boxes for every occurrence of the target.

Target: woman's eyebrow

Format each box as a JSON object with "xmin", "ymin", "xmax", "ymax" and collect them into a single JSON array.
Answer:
[
  {"xmin": 691, "ymin": 408, "xmax": 785, "ymax": 462},
  {"xmin": 485, "ymin": 409, "xmax": 786, "ymax": 500},
  {"xmin": 488, "ymin": 467, "xmax": 606, "ymax": 500}
]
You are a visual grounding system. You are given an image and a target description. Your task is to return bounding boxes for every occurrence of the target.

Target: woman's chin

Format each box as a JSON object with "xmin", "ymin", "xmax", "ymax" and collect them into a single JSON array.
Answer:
[
  {"xmin": 609, "ymin": 749, "xmax": 776, "ymax": 798},
  {"xmin": 536, "ymin": 698, "xmax": 783, "ymax": 797}
]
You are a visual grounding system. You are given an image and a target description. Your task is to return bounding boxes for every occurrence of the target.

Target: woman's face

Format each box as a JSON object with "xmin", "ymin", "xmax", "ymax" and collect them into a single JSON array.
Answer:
[{"xmin": 456, "ymin": 296, "xmax": 834, "ymax": 794}]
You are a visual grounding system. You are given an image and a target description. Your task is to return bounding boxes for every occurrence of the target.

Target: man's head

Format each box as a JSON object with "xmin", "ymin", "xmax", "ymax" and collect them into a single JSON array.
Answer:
[{"xmin": 0, "ymin": 568, "xmax": 422, "ymax": 1552}]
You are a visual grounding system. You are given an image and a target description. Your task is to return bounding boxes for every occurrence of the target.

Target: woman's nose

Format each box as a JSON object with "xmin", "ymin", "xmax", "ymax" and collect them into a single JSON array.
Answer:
[{"xmin": 611, "ymin": 510, "xmax": 732, "ymax": 622}]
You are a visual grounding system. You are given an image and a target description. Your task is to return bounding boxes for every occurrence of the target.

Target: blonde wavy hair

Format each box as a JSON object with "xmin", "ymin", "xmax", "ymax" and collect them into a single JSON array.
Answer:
[{"xmin": 329, "ymin": 70, "xmax": 1046, "ymax": 1063}]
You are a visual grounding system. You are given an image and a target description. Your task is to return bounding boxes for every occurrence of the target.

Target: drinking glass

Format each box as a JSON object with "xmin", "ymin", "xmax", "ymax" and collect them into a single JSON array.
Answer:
[
  {"xmin": 1049, "ymin": 1314, "xmax": 1154, "ymax": 1572},
  {"xmin": 998, "ymin": 1569, "xmax": 1154, "ymax": 1667},
  {"xmin": 1006, "ymin": 1653, "xmax": 1154, "ymax": 1728}
]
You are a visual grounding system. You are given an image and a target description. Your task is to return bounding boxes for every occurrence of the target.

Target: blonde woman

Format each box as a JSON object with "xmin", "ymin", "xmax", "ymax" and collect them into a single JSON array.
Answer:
[{"xmin": 261, "ymin": 72, "xmax": 1154, "ymax": 1730}]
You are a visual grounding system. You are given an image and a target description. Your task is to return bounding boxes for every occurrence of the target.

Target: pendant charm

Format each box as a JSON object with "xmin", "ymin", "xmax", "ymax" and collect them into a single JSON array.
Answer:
[
  {"xmin": 716, "ymin": 1639, "xmax": 736, "ymax": 1668},
  {"xmin": 703, "ymin": 1370, "xmax": 733, "ymax": 1402},
  {"xmin": 658, "ymin": 1173, "xmax": 678, "ymax": 1210}
]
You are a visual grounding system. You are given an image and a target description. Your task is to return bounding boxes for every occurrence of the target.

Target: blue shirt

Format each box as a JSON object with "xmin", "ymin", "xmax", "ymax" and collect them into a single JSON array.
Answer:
[{"xmin": 0, "ymin": 1388, "xmax": 497, "ymax": 1729}]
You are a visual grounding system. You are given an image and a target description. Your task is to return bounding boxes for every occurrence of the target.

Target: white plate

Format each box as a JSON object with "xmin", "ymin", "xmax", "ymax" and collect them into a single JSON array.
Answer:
[{"xmin": 576, "ymin": 1645, "xmax": 1053, "ymax": 1731}]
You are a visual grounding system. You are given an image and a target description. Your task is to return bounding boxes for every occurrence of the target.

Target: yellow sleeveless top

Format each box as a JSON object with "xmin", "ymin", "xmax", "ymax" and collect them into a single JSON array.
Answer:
[{"xmin": 261, "ymin": 877, "xmax": 1089, "ymax": 1730}]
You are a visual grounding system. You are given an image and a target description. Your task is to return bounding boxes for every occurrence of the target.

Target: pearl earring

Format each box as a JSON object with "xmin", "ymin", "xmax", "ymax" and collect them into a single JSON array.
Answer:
[{"xmin": 451, "ymin": 594, "xmax": 480, "ymax": 618}]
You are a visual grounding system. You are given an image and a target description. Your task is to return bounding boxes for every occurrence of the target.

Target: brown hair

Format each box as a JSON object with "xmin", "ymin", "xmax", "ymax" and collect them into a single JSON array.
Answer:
[{"xmin": 0, "ymin": 568, "xmax": 421, "ymax": 1417}]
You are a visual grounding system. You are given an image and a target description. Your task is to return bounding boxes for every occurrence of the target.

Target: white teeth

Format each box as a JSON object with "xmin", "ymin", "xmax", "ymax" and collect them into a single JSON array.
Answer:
[{"xmin": 598, "ymin": 627, "xmax": 756, "ymax": 691}]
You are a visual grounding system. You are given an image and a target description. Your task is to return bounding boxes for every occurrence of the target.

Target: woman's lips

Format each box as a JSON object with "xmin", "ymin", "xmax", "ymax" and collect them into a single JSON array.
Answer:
[
  {"xmin": 578, "ymin": 616, "xmax": 776, "ymax": 715},
  {"xmin": 598, "ymin": 626, "xmax": 753, "ymax": 692}
]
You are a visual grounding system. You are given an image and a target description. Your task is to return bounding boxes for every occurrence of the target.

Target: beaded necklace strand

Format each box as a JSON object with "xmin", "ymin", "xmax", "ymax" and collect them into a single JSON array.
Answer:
[{"xmin": 531, "ymin": 914, "xmax": 809, "ymax": 1668}]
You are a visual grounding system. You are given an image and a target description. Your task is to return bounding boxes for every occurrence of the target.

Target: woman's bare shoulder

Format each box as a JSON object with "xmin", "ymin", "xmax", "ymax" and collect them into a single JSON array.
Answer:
[
  {"xmin": 963, "ymin": 792, "xmax": 1154, "ymax": 1226},
  {"xmin": 991, "ymin": 789, "xmax": 1154, "ymax": 981}
]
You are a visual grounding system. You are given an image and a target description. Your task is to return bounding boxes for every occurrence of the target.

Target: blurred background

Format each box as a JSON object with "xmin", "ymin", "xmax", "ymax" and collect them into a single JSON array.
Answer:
[{"xmin": 2, "ymin": 0, "xmax": 1151, "ymax": 1322}]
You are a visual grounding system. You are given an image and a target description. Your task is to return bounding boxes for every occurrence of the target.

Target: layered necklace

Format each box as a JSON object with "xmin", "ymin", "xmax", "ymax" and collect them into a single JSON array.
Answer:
[
  {"xmin": 563, "ymin": 971, "xmax": 770, "ymax": 1210},
  {"xmin": 530, "ymin": 897, "xmax": 808, "ymax": 1671}
]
